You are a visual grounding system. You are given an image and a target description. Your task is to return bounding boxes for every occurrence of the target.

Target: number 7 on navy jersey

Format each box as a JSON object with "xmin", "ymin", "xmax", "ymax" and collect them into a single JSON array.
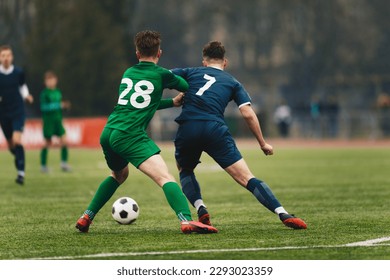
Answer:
[{"xmin": 195, "ymin": 74, "xmax": 216, "ymax": 96}]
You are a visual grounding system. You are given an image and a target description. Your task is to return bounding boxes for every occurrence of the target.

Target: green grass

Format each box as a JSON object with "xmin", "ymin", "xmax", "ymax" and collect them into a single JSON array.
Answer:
[{"xmin": 1, "ymin": 144, "xmax": 390, "ymax": 260}]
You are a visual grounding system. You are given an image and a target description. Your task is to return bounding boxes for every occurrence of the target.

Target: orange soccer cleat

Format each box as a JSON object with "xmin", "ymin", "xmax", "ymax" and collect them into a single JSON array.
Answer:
[
  {"xmin": 181, "ymin": 221, "xmax": 218, "ymax": 234},
  {"xmin": 197, "ymin": 206, "xmax": 212, "ymax": 226},
  {"xmin": 75, "ymin": 214, "xmax": 92, "ymax": 233},
  {"xmin": 280, "ymin": 213, "xmax": 307, "ymax": 229}
]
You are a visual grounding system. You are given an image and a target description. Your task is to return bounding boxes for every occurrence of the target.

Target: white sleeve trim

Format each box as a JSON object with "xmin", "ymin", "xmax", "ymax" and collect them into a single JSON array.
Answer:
[
  {"xmin": 19, "ymin": 84, "xmax": 30, "ymax": 99},
  {"xmin": 238, "ymin": 101, "xmax": 251, "ymax": 108}
]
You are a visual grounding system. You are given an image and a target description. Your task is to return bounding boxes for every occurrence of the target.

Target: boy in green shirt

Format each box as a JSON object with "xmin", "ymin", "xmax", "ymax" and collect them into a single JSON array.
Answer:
[
  {"xmin": 40, "ymin": 71, "xmax": 71, "ymax": 172},
  {"xmin": 75, "ymin": 30, "xmax": 218, "ymax": 234}
]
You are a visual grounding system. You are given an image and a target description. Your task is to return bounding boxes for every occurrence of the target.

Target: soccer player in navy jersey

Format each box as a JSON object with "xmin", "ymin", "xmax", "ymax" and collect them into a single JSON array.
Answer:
[
  {"xmin": 0, "ymin": 45, "xmax": 34, "ymax": 185},
  {"xmin": 171, "ymin": 41, "xmax": 307, "ymax": 229}
]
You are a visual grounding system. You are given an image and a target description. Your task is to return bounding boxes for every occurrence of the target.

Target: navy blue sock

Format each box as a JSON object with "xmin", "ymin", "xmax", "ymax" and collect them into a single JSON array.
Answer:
[
  {"xmin": 246, "ymin": 178, "xmax": 282, "ymax": 213},
  {"xmin": 14, "ymin": 144, "xmax": 25, "ymax": 173},
  {"xmin": 179, "ymin": 169, "xmax": 202, "ymax": 207}
]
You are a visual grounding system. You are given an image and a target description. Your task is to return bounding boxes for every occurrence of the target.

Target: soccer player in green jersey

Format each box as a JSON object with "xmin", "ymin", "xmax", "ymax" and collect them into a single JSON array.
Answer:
[
  {"xmin": 75, "ymin": 30, "xmax": 218, "ymax": 234},
  {"xmin": 40, "ymin": 71, "xmax": 71, "ymax": 173}
]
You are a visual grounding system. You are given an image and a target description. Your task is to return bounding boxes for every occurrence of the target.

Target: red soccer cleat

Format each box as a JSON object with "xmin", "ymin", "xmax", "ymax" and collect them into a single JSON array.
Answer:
[
  {"xmin": 197, "ymin": 206, "xmax": 212, "ymax": 226},
  {"xmin": 181, "ymin": 221, "xmax": 218, "ymax": 234},
  {"xmin": 75, "ymin": 214, "xmax": 92, "ymax": 233},
  {"xmin": 198, "ymin": 213, "xmax": 212, "ymax": 226},
  {"xmin": 280, "ymin": 213, "xmax": 307, "ymax": 229}
]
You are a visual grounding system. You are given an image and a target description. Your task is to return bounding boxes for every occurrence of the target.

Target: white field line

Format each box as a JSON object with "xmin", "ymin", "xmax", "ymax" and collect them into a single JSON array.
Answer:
[
  {"xmin": 345, "ymin": 236, "xmax": 390, "ymax": 247},
  {"xmin": 30, "ymin": 236, "xmax": 390, "ymax": 260}
]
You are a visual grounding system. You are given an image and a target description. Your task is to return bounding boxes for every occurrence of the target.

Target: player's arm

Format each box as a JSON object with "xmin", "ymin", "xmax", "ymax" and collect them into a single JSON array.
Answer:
[
  {"xmin": 157, "ymin": 92, "xmax": 184, "ymax": 110},
  {"xmin": 40, "ymin": 92, "xmax": 49, "ymax": 112},
  {"xmin": 61, "ymin": 101, "xmax": 71, "ymax": 109},
  {"xmin": 171, "ymin": 75, "xmax": 188, "ymax": 92},
  {"xmin": 19, "ymin": 71, "xmax": 33, "ymax": 103},
  {"xmin": 40, "ymin": 92, "xmax": 61, "ymax": 112},
  {"xmin": 157, "ymin": 69, "xmax": 188, "ymax": 110},
  {"xmin": 239, "ymin": 104, "xmax": 273, "ymax": 156},
  {"xmin": 59, "ymin": 91, "xmax": 71, "ymax": 110},
  {"xmin": 165, "ymin": 68, "xmax": 189, "ymax": 92},
  {"xmin": 19, "ymin": 84, "xmax": 33, "ymax": 104}
]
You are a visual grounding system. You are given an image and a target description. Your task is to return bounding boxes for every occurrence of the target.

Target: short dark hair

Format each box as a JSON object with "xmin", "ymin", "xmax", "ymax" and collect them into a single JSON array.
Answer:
[
  {"xmin": 0, "ymin": 45, "xmax": 12, "ymax": 53},
  {"xmin": 134, "ymin": 30, "xmax": 161, "ymax": 57},
  {"xmin": 202, "ymin": 41, "xmax": 225, "ymax": 60}
]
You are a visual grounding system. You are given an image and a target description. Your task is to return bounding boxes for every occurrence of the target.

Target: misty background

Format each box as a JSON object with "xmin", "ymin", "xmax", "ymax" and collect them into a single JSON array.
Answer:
[{"xmin": 1, "ymin": 0, "xmax": 390, "ymax": 139}]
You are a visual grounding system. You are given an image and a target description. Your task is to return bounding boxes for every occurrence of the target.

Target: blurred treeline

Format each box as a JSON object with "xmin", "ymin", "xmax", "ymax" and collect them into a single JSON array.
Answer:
[{"xmin": 1, "ymin": 0, "xmax": 390, "ymax": 137}]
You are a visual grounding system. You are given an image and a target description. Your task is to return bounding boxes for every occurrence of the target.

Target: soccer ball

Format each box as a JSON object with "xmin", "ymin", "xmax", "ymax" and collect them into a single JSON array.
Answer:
[{"xmin": 111, "ymin": 197, "xmax": 139, "ymax": 224}]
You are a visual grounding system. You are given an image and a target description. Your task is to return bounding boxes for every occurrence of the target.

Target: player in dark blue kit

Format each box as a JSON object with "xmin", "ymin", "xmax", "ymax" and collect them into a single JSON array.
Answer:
[
  {"xmin": 172, "ymin": 41, "xmax": 307, "ymax": 229},
  {"xmin": 0, "ymin": 45, "xmax": 34, "ymax": 185}
]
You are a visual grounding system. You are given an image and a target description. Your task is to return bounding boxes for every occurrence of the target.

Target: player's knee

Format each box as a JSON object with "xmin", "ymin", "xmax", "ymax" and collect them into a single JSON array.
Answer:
[
  {"xmin": 179, "ymin": 169, "xmax": 196, "ymax": 187},
  {"xmin": 12, "ymin": 138, "xmax": 22, "ymax": 146},
  {"xmin": 60, "ymin": 135, "xmax": 67, "ymax": 146},
  {"xmin": 179, "ymin": 168, "xmax": 194, "ymax": 178},
  {"xmin": 225, "ymin": 162, "xmax": 254, "ymax": 187},
  {"xmin": 112, "ymin": 168, "xmax": 129, "ymax": 185},
  {"xmin": 232, "ymin": 172, "xmax": 254, "ymax": 187},
  {"xmin": 161, "ymin": 174, "xmax": 176, "ymax": 186},
  {"xmin": 152, "ymin": 172, "xmax": 176, "ymax": 187},
  {"xmin": 12, "ymin": 132, "xmax": 22, "ymax": 145},
  {"xmin": 44, "ymin": 139, "xmax": 52, "ymax": 147}
]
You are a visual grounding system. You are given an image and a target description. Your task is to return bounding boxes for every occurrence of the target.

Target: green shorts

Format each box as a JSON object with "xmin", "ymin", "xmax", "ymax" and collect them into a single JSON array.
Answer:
[
  {"xmin": 42, "ymin": 118, "xmax": 66, "ymax": 139},
  {"xmin": 100, "ymin": 127, "xmax": 161, "ymax": 170}
]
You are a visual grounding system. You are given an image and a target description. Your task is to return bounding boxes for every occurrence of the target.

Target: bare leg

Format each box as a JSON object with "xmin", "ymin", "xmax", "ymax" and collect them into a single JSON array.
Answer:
[
  {"xmin": 138, "ymin": 154, "xmax": 176, "ymax": 187},
  {"xmin": 139, "ymin": 154, "xmax": 193, "ymax": 221}
]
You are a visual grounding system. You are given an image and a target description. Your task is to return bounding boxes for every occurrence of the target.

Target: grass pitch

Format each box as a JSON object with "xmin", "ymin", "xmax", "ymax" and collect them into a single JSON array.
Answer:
[{"xmin": 0, "ymin": 141, "xmax": 390, "ymax": 260}]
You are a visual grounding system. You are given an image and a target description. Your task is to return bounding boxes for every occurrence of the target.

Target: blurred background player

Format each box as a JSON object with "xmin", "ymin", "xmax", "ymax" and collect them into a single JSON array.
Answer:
[
  {"xmin": 273, "ymin": 99, "xmax": 292, "ymax": 138},
  {"xmin": 39, "ymin": 70, "xmax": 71, "ymax": 173},
  {"xmin": 0, "ymin": 45, "xmax": 34, "ymax": 185},
  {"xmin": 75, "ymin": 30, "xmax": 218, "ymax": 234},
  {"xmin": 172, "ymin": 41, "xmax": 307, "ymax": 229}
]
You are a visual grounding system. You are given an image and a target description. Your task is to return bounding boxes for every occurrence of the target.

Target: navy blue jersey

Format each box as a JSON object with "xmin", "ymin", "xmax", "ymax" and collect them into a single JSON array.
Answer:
[
  {"xmin": 0, "ymin": 66, "xmax": 26, "ymax": 118},
  {"xmin": 171, "ymin": 67, "xmax": 251, "ymax": 124}
]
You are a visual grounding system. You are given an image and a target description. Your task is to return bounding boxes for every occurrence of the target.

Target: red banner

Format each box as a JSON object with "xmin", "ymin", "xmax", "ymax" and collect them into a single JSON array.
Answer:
[{"xmin": 0, "ymin": 117, "xmax": 107, "ymax": 149}]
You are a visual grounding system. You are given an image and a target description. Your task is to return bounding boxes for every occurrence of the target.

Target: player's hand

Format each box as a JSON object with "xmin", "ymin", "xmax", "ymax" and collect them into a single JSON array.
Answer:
[
  {"xmin": 261, "ymin": 142, "xmax": 273, "ymax": 156},
  {"xmin": 173, "ymin": 92, "xmax": 185, "ymax": 107},
  {"xmin": 25, "ymin": 94, "xmax": 34, "ymax": 104},
  {"xmin": 61, "ymin": 100, "xmax": 71, "ymax": 110}
]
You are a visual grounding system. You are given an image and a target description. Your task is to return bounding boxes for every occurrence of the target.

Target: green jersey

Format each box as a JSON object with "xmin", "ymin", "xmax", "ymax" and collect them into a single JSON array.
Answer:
[
  {"xmin": 40, "ymin": 88, "xmax": 63, "ymax": 120},
  {"xmin": 105, "ymin": 61, "xmax": 189, "ymax": 133},
  {"xmin": 40, "ymin": 87, "xmax": 66, "ymax": 138}
]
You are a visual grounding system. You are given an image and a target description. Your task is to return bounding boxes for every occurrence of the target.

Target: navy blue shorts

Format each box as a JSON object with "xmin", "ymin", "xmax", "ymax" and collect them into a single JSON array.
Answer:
[
  {"xmin": 0, "ymin": 115, "xmax": 25, "ymax": 139},
  {"xmin": 174, "ymin": 120, "xmax": 242, "ymax": 170}
]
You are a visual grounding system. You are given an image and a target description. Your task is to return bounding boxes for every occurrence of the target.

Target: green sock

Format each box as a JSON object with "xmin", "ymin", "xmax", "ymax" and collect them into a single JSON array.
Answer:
[
  {"xmin": 61, "ymin": 146, "xmax": 68, "ymax": 162},
  {"xmin": 40, "ymin": 147, "xmax": 48, "ymax": 166},
  {"xmin": 85, "ymin": 176, "xmax": 120, "ymax": 220},
  {"xmin": 162, "ymin": 182, "xmax": 192, "ymax": 221}
]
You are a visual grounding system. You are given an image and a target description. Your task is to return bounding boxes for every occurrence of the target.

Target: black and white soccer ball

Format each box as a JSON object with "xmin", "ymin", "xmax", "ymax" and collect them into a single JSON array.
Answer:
[{"xmin": 112, "ymin": 197, "xmax": 139, "ymax": 224}]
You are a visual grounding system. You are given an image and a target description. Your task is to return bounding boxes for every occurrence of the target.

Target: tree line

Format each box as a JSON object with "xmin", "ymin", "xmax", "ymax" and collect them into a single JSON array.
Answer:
[{"xmin": 1, "ymin": 0, "xmax": 389, "ymax": 119}]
